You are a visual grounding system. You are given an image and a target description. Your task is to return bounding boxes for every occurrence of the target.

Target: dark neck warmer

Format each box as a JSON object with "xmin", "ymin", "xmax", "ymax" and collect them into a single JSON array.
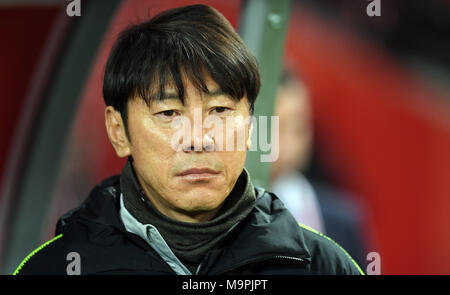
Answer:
[{"xmin": 120, "ymin": 160, "xmax": 256, "ymax": 274}]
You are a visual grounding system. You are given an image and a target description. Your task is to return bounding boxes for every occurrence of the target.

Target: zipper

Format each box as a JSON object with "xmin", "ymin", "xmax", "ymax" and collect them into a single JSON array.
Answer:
[
  {"xmin": 195, "ymin": 262, "xmax": 203, "ymax": 275},
  {"xmin": 210, "ymin": 255, "xmax": 305, "ymax": 275},
  {"xmin": 272, "ymin": 255, "xmax": 305, "ymax": 262}
]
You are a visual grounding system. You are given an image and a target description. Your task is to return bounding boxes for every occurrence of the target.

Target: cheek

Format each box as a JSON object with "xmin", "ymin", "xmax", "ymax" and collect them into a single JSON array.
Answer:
[
  {"xmin": 130, "ymin": 121, "xmax": 175, "ymax": 173},
  {"xmin": 223, "ymin": 116, "xmax": 250, "ymax": 151},
  {"xmin": 220, "ymin": 119, "xmax": 248, "ymax": 172}
]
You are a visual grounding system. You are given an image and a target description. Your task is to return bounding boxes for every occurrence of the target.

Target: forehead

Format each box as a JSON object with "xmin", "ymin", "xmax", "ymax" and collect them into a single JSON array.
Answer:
[
  {"xmin": 162, "ymin": 75, "xmax": 219, "ymax": 96},
  {"xmin": 148, "ymin": 74, "xmax": 249, "ymax": 106},
  {"xmin": 132, "ymin": 66, "xmax": 251, "ymax": 112}
]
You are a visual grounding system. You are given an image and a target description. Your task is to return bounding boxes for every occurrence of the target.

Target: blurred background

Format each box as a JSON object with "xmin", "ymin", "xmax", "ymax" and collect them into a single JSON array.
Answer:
[{"xmin": 0, "ymin": 0, "xmax": 449, "ymax": 274}]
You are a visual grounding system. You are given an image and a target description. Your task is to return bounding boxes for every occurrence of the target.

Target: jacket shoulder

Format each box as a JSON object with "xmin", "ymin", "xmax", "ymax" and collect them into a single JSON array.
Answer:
[
  {"xmin": 13, "ymin": 234, "xmax": 67, "ymax": 275},
  {"xmin": 299, "ymin": 223, "xmax": 365, "ymax": 275}
]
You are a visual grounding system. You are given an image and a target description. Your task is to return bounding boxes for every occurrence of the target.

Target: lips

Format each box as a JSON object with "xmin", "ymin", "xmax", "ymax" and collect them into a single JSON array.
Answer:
[{"xmin": 176, "ymin": 168, "xmax": 220, "ymax": 177}]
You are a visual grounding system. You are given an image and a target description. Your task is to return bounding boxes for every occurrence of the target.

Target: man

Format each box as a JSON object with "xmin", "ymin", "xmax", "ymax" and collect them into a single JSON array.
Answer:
[
  {"xmin": 270, "ymin": 70, "xmax": 325, "ymax": 233},
  {"xmin": 13, "ymin": 4, "xmax": 363, "ymax": 275},
  {"xmin": 270, "ymin": 70, "xmax": 367, "ymax": 266}
]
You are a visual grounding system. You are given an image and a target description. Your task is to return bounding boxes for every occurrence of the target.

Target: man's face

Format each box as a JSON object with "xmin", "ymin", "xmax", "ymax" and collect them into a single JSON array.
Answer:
[
  {"xmin": 108, "ymin": 75, "xmax": 251, "ymax": 222},
  {"xmin": 271, "ymin": 80, "xmax": 313, "ymax": 180}
]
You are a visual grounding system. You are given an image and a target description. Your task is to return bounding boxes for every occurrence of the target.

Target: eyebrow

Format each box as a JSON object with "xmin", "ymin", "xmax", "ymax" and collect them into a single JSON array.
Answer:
[{"xmin": 156, "ymin": 88, "xmax": 229, "ymax": 101}]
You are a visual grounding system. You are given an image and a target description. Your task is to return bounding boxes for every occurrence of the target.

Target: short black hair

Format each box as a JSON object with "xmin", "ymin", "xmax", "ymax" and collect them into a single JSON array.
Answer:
[{"xmin": 103, "ymin": 4, "xmax": 261, "ymax": 134}]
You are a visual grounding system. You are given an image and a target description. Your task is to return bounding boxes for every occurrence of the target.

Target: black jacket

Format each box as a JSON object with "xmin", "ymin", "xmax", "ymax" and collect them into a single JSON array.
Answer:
[{"xmin": 14, "ymin": 175, "xmax": 364, "ymax": 275}]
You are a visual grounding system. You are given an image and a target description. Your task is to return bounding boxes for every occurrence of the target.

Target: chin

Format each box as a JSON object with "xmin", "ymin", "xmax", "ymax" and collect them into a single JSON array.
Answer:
[{"xmin": 178, "ymin": 190, "xmax": 226, "ymax": 211}]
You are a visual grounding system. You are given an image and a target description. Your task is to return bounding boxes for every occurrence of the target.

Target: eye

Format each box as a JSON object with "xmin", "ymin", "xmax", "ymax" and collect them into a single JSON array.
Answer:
[
  {"xmin": 211, "ymin": 106, "xmax": 231, "ymax": 114},
  {"xmin": 156, "ymin": 110, "xmax": 179, "ymax": 118},
  {"xmin": 162, "ymin": 110, "xmax": 176, "ymax": 116}
]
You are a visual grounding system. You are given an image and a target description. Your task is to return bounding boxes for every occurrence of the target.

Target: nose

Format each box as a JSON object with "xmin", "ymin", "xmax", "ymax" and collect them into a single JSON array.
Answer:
[{"xmin": 181, "ymin": 107, "xmax": 215, "ymax": 152}]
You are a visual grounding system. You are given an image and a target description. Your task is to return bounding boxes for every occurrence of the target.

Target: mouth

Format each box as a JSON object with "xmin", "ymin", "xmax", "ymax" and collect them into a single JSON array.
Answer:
[{"xmin": 175, "ymin": 168, "xmax": 220, "ymax": 180}]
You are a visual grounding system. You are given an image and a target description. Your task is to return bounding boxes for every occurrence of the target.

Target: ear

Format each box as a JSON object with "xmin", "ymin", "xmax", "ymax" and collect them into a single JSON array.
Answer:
[
  {"xmin": 105, "ymin": 106, "xmax": 131, "ymax": 158},
  {"xmin": 246, "ymin": 120, "xmax": 253, "ymax": 150}
]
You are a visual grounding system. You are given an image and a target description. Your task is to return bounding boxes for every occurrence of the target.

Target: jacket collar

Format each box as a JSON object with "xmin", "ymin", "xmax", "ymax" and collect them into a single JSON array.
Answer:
[
  {"xmin": 56, "ymin": 172, "xmax": 312, "ymax": 274},
  {"xmin": 198, "ymin": 187, "xmax": 312, "ymax": 274}
]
